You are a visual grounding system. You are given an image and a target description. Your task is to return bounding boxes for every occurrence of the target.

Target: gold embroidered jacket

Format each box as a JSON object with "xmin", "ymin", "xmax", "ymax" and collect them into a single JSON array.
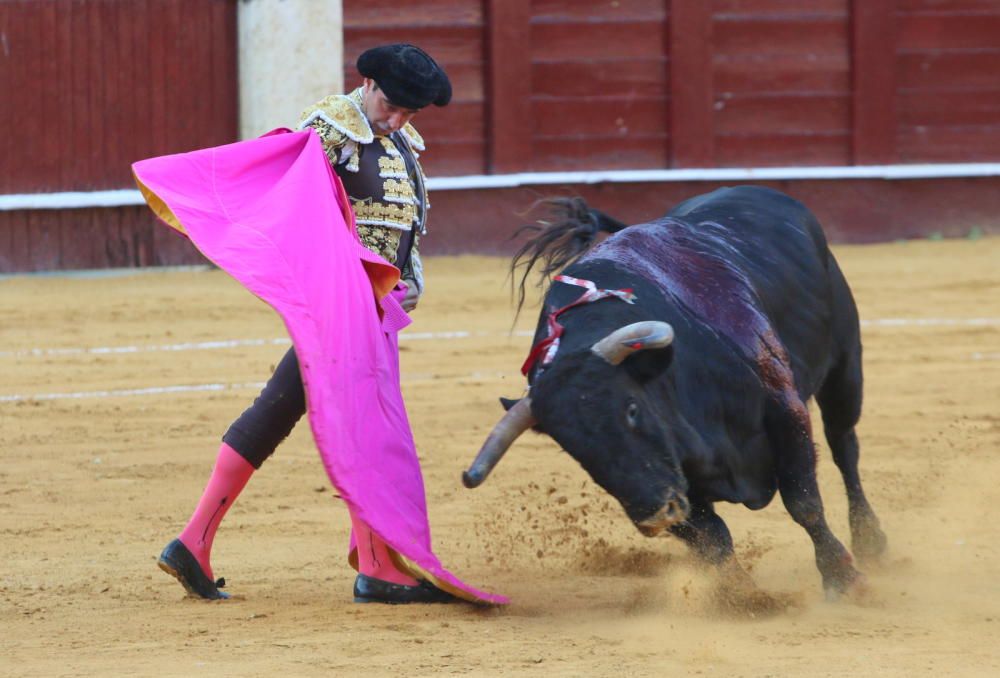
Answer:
[{"xmin": 298, "ymin": 89, "xmax": 429, "ymax": 292}]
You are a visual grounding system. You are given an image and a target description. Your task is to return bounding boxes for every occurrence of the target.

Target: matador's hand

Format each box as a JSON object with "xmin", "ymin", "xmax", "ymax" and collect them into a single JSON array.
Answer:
[{"xmin": 401, "ymin": 279, "xmax": 420, "ymax": 313}]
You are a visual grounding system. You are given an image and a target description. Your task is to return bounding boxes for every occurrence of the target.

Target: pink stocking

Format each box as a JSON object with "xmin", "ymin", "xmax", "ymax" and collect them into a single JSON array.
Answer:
[
  {"xmin": 350, "ymin": 511, "xmax": 418, "ymax": 586},
  {"xmin": 177, "ymin": 442, "xmax": 254, "ymax": 580}
]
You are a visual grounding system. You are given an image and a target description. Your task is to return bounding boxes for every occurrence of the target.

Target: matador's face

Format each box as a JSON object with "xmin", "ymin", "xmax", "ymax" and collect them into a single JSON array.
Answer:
[{"xmin": 361, "ymin": 78, "xmax": 420, "ymax": 136}]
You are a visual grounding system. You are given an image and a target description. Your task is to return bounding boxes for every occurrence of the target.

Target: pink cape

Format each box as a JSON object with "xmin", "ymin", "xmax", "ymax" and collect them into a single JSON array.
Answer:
[{"xmin": 132, "ymin": 129, "xmax": 507, "ymax": 605}]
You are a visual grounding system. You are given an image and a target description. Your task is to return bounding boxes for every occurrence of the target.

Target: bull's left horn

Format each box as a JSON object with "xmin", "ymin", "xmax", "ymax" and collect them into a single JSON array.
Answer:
[
  {"xmin": 463, "ymin": 397, "xmax": 536, "ymax": 488},
  {"xmin": 591, "ymin": 321, "xmax": 674, "ymax": 365}
]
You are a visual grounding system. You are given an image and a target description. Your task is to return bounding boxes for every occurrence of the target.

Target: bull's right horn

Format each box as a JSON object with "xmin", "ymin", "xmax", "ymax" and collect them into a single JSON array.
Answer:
[
  {"xmin": 591, "ymin": 321, "xmax": 674, "ymax": 365},
  {"xmin": 462, "ymin": 397, "xmax": 536, "ymax": 488}
]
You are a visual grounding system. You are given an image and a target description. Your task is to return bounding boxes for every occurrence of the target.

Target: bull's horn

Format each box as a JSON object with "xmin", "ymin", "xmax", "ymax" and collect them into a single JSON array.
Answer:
[
  {"xmin": 463, "ymin": 397, "xmax": 536, "ymax": 488},
  {"xmin": 591, "ymin": 321, "xmax": 674, "ymax": 365}
]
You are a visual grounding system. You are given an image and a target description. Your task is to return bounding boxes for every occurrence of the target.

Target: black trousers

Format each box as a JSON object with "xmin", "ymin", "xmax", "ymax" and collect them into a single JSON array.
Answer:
[{"xmin": 222, "ymin": 347, "xmax": 305, "ymax": 469}]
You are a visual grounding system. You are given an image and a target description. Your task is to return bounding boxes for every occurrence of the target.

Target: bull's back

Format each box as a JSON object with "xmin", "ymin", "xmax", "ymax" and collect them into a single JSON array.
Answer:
[
  {"xmin": 669, "ymin": 185, "xmax": 829, "ymax": 268},
  {"xmin": 667, "ymin": 186, "xmax": 846, "ymax": 398}
]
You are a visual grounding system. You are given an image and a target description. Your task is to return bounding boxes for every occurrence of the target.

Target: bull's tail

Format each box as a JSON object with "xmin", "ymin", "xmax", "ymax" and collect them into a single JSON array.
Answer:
[{"xmin": 510, "ymin": 197, "xmax": 627, "ymax": 314}]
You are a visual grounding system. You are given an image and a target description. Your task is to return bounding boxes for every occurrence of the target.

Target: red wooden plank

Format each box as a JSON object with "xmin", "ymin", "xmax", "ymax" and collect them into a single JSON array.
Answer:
[
  {"xmin": 898, "ymin": 51, "xmax": 1000, "ymax": 90},
  {"xmin": 898, "ymin": 125, "xmax": 1000, "ymax": 162},
  {"xmin": 531, "ymin": 135, "xmax": 668, "ymax": 171},
  {"xmin": 173, "ymin": 1, "xmax": 198, "ymax": 147},
  {"xmin": 57, "ymin": 209, "xmax": 89, "ymax": 270},
  {"xmin": 133, "ymin": 206, "xmax": 154, "ymax": 267},
  {"xmin": 345, "ymin": 0, "xmax": 482, "ymax": 28},
  {"xmin": 408, "ymin": 102, "xmax": 486, "ymax": 141},
  {"xmin": 14, "ymin": 2, "xmax": 44, "ymax": 191},
  {"xmin": 530, "ymin": 20, "xmax": 666, "ymax": 61},
  {"xmin": 4, "ymin": 1, "xmax": 23, "ymax": 190},
  {"xmin": 114, "ymin": 207, "xmax": 136, "ymax": 268},
  {"xmin": 418, "ymin": 141, "xmax": 487, "ymax": 177},
  {"xmin": 533, "ymin": 98, "xmax": 668, "ymax": 138},
  {"xmin": 3, "ymin": 211, "xmax": 31, "ymax": 273},
  {"xmin": 80, "ymin": 2, "xmax": 106, "ymax": 190},
  {"xmin": 162, "ymin": 0, "xmax": 184, "ymax": 153},
  {"xmin": 532, "ymin": 60, "xmax": 667, "ymax": 98},
  {"xmin": 487, "ymin": 0, "xmax": 532, "ymax": 173},
  {"xmin": 532, "ymin": 0, "xmax": 666, "ymax": 22},
  {"xmin": 715, "ymin": 132, "xmax": 851, "ymax": 166},
  {"xmin": 214, "ymin": 0, "xmax": 239, "ymax": 145},
  {"xmin": 897, "ymin": 12, "xmax": 1000, "ymax": 51},
  {"xmin": 51, "ymin": 5, "xmax": 73, "ymax": 188},
  {"xmin": 27, "ymin": 209, "xmax": 60, "ymax": 271},
  {"xmin": 187, "ymin": 2, "xmax": 212, "ymax": 148},
  {"xmin": 68, "ymin": 0, "xmax": 92, "ymax": 190},
  {"xmin": 715, "ymin": 53, "xmax": 850, "ymax": 94},
  {"xmin": 715, "ymin": 94, "xmax": 851, "ymax": 134},
  {"xmin": 120, "ymin": 0, "xmax": 144, "ymax": 174},
  {"xmin": 146, "ymin": 1, "xmax": 167, "ymax": 156},
  {"xmin": 670, "ymin": 0, "xmax": 715, "ymax": 167},
  {"xmin": 714, "ymin": 0, "xmax": 847, "ymax": 15},
  {"xmin": 0, "ymin": 3, "xmax": 11, "ymax": 192},
  {"xmin": 851, "ymin": 0, "xmax": 897, "ymax": 164},
  {"xmin": 712, "ymin": 16, "xmax": 849, "ymax": 55},
  {"xmin": 38, "ymin": 1, "xmax": 58, "ymax": 190},
  {"xmin": 898, "ymin": 0, "xmax": 1000, "ymax": 10},
  {"xmin": 0, "ymin": 214, "xmax": 9, "ymax": 271},
  {"xmin": 899, "ymin": 89, "xmax": 1000, "ymax": 126},
  {"xmin": 106, "ymin": 208, "xmax": 132, "ymax": 268},
  {"xmin": 1, "ymin": 213, "xmax": 14, "ymax": 272},
  {"xmin": 100, "ymin": 2, "xmax": 123, "ymax": 187}
]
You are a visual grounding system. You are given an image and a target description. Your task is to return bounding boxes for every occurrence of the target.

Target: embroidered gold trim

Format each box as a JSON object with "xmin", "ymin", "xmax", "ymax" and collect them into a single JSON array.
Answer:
[
  {"xmin": 356, "ymin": 223, "xmax": 402, "ymax": 263},
  {"xmin": 352, "ymin": 197, "xmax": 417, "ymax": 231},
  {"xmin": 378, "ymin": 154, "xmax": 407, "ymax": 178},
  {"xmin": 383, "ymin": 178, "xmax": 417, "ymax": 205},
  {"xmin": 298, "ymin": 92, "xmax": 373, "ymax": 145},
  {"xmin": 400, "ymin": 123, "xmax": 425, "ymax": 151}
]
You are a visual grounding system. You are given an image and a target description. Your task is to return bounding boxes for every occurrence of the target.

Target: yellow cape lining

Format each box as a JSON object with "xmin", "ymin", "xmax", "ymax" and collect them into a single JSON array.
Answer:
[{"xmin": 133, "ymin": 172, "xmax": 186, "ymax": 235}]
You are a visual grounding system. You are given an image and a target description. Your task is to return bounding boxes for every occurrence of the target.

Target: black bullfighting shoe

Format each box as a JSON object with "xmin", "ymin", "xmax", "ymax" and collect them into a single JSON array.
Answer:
[
  {"xmin": 157, "ymin": 539, "xmax": 230, "ymax": 600},
  {"xmin": 353, "ymin": 573, "xmax": 457, "ymax": 604}
]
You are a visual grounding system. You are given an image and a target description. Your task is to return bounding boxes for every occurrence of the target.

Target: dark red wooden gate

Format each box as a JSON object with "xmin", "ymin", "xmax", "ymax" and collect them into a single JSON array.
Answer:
[
  {"xmin": 2, "ymin": 0, "xmax": 999, "ymax": 271},
  {"xmin": 0, "ymin": 0, "xmax": 237, "ymax": 271}
]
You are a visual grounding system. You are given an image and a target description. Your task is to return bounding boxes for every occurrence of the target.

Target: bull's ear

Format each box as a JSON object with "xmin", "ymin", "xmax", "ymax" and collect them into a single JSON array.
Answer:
[
  {"xmin": 499, "ymin": 397, "xmax": 521, "ymax": 412},
  {"xmin": 623, "ymin": 345, "xmax": 674, "ymax": 384}
]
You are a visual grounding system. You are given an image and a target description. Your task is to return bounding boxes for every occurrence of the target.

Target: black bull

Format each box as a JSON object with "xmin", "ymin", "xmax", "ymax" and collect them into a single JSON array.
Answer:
[{"xmin": 463, "ymin": 186, "xmax": 887, "ymax": 596}]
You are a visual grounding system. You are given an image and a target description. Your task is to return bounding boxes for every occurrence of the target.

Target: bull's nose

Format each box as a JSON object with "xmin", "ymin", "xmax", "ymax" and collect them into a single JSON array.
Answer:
[{"xmin": 636, "ymin": 494, "xmax": 691, "ymax": 536}]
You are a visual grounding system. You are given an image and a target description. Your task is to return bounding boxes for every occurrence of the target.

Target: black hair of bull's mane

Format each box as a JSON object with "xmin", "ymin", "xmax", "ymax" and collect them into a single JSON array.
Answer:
[{"xmin": 509, "ymin": 197, "xmax": 629, "ymax": 316}]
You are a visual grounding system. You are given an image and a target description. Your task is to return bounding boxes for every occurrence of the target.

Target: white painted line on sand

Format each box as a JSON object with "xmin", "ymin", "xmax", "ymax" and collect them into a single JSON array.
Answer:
[
  {"xmin": 0, "ymin": 382, "xmax": 267, "ymax": 403},
  {"xmin": 1, "ymin": 319, "xmax": 995, "ymax": 361},
  {"xmin": 0, "ymin": 331, "xmax": 536, "ymax": 359},
  {"xmin": 0, "ymin": 371, "xmax": 519, "ymax": 403}
]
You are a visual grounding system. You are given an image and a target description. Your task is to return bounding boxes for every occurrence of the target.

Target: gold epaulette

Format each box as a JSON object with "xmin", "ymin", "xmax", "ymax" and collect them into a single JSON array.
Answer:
[
  {"xmin": 298, "ymin": 93, "xmax": 374, "ymax": 146},
  {"xmin": 399, "ymin": 122, "xmax": 425, "ymax": 152}
]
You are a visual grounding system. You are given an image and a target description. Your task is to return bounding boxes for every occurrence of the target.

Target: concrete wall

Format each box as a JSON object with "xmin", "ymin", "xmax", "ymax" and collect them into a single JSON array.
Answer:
[{"xmin": 237, "ymin": 0, "xmax": 343, "ymax": 139}]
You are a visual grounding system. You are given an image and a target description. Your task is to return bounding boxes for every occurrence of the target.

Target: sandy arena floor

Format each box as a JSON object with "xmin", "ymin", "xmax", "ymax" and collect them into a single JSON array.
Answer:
[{"xmin": 1, "ymin": 237, "xmax": 999, "ymax": 677}]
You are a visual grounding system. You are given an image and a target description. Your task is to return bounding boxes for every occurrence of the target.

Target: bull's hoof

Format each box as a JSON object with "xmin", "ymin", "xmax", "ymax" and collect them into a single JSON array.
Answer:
[
  {"xmin": 714, "ymin": 561, "xmax": 802, "ymax": 617},
  {"xmin": 850, "ymin": 516, "xmax": 888, "ymax": 565},
  {"xmin": 823, "ymin": 569, "xmax": 873, "ymax": 604}
]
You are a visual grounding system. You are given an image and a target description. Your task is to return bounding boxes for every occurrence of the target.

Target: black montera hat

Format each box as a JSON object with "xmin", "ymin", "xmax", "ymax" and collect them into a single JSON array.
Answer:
[{"xmin": 357, "ymin": 44, "xmax": 452, "ymax": 109}]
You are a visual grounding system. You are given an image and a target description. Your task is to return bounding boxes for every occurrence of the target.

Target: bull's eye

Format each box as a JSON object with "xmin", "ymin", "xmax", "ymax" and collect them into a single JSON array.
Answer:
[{"xmin": 626, "ymin": 402, "xmax": 640, "ymax": 429}]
